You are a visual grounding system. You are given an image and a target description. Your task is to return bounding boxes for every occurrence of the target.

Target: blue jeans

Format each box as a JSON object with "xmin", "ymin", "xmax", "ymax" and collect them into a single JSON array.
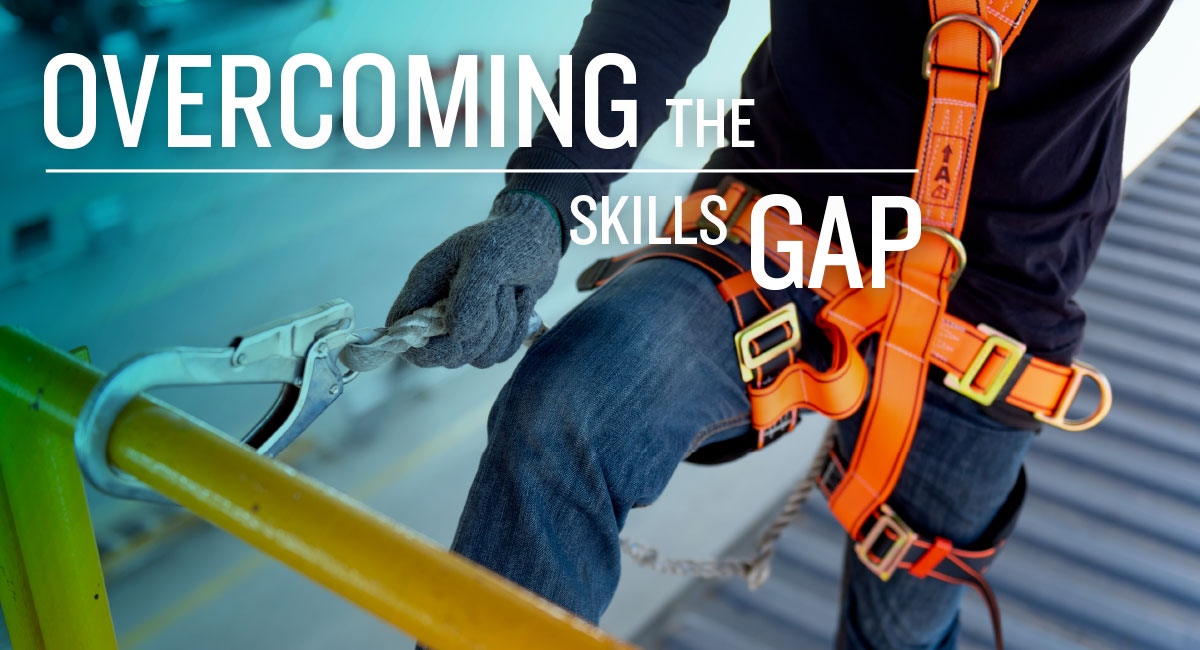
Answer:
[{"xmin": 451, "ymin": 246, "xmax": 1033, "ymax": 649}]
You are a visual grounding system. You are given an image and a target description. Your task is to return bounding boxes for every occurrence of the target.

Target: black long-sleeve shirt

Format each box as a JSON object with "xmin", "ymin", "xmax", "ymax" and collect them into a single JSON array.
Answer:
[{"xmin": 505, "ymin": 0, "xmax": 1172, "ymax": 362}]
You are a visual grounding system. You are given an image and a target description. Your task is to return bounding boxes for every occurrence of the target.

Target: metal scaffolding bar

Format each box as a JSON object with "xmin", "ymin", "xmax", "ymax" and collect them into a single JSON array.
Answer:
[
  {"xmin": 0, "ymin": 326, "xmax": 635, "ymax": 650},
  {"xmin": 0, "ymin": 335, "xmax": 118, "ymax": 650},
  {"xmin": 0, "ymin": 464, "xmax": 48, "ymax": 650}
]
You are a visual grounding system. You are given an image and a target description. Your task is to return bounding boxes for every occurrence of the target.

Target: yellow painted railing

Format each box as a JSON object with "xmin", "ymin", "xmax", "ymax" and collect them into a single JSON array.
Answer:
[{"xmin": 0, "ymin": 326, "xmax": 637, "ymax": 650}]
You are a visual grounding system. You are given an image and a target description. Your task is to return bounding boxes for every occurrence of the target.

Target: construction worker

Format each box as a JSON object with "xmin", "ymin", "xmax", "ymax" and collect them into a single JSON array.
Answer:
[{"xmin": 390, "ymin": 1, "xmax": 1172, "ymax": 647}]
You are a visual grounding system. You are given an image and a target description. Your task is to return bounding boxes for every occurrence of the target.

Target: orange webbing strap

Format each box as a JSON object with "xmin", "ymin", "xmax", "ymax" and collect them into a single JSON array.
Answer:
[
  {"xmin": 931, "ymin": 315, "xmax": 1112, "ymax": 431},
  {"xmin": 826, "ymin": 0, "xmax": 1041, "ymax": 542},
  {"xmin": 664, "ymin": 189, "xmax": 1104, "ymax": 434}
]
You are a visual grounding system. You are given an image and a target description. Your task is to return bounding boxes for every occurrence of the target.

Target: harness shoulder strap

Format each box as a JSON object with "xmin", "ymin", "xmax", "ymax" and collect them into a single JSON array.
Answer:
[{"xmin": 826, "ymin": 0, "xmax": 1041, "ymax": 550}]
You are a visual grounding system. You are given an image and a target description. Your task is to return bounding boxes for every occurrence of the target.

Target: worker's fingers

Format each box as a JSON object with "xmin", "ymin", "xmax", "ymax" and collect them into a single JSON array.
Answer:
[
  {"xmin": 386, "ymin": 231, "xmax": 467, "ymax": 328},
  {"xmin": 390, "ymin": 200, "xmax": 557, "ymax": 369},
  {"xmin": 402, "ymin": 334, "xmax": 466, "ymax": 368},
  {"xmin": 493, "ymin": 288, "xmax": 540, "ymax": 367},
  {"xmin": 441, "ymin": 264, "xmax": 500, "ymax": 364},
  {"xmin": 403, "ymin": 255, "xmax": 503, "ymax": 368},
  {"xmin": 470, "ymin": 287, "xmax": 521, "ymax": 368}
]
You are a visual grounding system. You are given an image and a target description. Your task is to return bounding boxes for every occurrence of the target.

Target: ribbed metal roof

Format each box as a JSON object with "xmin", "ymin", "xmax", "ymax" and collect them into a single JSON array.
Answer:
[{"xmin": 636, "ymin": 109, "xmax": 1200, "ymax": 650}]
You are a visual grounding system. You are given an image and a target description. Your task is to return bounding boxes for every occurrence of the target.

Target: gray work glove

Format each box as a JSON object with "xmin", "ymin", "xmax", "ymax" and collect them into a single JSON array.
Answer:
[{"xmin": 387, "ymin": 191, "xmax": 562, "ymax": 369}]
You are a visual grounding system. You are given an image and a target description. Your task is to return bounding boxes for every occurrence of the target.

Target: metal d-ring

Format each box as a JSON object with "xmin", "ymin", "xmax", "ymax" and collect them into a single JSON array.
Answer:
[
  {"xmin": 896, "ymin": 225, "xmax": 968, "ymax": 290},
  {"xmin": 922, "ymin": 13, "xmax": 1004, "ymax": 91}
]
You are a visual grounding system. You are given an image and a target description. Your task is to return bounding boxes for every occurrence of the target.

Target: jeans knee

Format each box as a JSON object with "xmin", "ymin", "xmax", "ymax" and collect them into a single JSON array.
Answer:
[
  {"xmin": 494, "ymin": 329, "xmax": 614, "ymax": 428},
  {"xmin": 482, "ymin": 257, "xmax": 744, "ymax": 512},
  {"xmin": 488, "ymin": 335, "xmax": 606, "ymax": 453},
  {"xmin": 485, "ymin": 329, "xmax": 663, "ymax": 513}
]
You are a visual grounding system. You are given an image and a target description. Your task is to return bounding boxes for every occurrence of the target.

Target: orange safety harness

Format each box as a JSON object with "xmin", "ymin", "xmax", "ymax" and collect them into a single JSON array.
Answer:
[{"xmin": 576, "ymin": 2, "xmax": 1116, "ymax": 648}]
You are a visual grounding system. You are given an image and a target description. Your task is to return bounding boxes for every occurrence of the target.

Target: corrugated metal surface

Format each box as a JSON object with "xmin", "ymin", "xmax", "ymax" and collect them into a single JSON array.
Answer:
[{"xmin": 636, "ymin": 109, "xmax": 1200, "ymax": 650}]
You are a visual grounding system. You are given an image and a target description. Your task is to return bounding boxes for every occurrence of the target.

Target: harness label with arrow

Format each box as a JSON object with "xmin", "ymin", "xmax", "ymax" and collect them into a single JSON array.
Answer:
[{"xmin": 922, "ymin": 134, "xmax": 967, "ymax": 209}]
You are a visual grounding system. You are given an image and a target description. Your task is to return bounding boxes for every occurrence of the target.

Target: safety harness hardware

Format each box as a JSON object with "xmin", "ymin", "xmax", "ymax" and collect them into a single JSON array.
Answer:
[
  {"xmin": 76, "ymin": 299, "xmax": 542, "ymax": 503},
  {"xmin": 855, "ymin": 504, "xmax": 915, "ymax": 582},
  {"xmin": 1033, "ymin": 360, "xmax": 1113, "ymax": 432},
  {"xmin": 898, "ymin": 225, "xmax": 968, "ymax": 290},
  {"xmin": 943, "ymin": 324, "xmax": 1027, "ymax": 407},
  {"xmin": 76, "ymin": 300, "xmax": 360, "ymax": 503},
  {"xmin": 923, "ymin": 13, "xmax": 1004, "ymax": 90},
  {"xmin": 734, "ymin": 303, "xmax": 801, "ymax": 382}
]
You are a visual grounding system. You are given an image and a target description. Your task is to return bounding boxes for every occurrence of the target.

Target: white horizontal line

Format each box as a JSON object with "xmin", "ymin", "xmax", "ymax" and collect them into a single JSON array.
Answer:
[{"xmin": 44, "ymin": 168, "xmax": 917, "ymax": 175}]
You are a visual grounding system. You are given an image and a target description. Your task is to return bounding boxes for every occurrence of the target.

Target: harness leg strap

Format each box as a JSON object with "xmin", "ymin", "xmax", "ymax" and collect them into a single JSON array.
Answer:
[{"xmin": 820, "ymin": 453, "xmax": 1027, "ymax": 650}]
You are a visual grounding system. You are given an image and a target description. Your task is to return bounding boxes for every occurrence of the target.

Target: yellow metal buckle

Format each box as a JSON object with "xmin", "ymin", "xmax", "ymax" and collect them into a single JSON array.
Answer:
[
  {"xmin": 1034, "ymin": 361, "xmax": 1113, "ymax": 432},
  {"xmin": 922, "ymin": 13, "xmax": 1004, "ymax": 91},
  {"xmin": 943, "ymin": 324, "xmax": 1026, "ymax": 407},
  {"xmin": 734, "ymin": 303, "xmax": 801, "ymax": 382},
  {"xmin": 855, "ymin": 505, "xmax": 915, "ymax": 582}
]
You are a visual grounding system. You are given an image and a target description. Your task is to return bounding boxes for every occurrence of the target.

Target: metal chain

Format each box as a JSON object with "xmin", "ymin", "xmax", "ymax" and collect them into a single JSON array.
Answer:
[{"xmin": 620, "ymin": 422, "xmax": 836, "ymax": 590}]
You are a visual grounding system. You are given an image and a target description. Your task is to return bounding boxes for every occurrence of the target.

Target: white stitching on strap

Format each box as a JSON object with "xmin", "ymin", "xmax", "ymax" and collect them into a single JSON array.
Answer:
[
  {"xmin": 849, "ymin": 467, "xmax": 885, "ymax": 500},
  {"xmin": 884, "ymin": 341, "xmax": 925, "ymax": 364},
  {"xmin": 828, "ymin": 311, "xmax": 867, "ymax": 332},
  {"xmin": 888, "ymin": 278, "xmax": 939, "ymax": 306},
  {"xmin": 986, "ymin": 8, "xmax": 1018, "ymax": 26},
  {"xmin": 933, "ymin": 98, "xmax": 978, "ymax": 109},
  {"xmin": 942, "ymin": 318, "xmax": 969, "ymax": 334}
]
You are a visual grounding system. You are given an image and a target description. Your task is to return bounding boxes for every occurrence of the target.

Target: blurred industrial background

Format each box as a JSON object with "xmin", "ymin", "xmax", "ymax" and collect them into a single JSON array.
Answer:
[{"xmin": 1, "ymin": 0, "xmax": 1198, "ymax": 648}]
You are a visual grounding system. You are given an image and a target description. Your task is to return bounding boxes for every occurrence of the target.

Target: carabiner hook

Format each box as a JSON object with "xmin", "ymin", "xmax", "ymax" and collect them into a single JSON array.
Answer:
[{"xmin": 75, "ymin": 300, "xmax": 357, "ymax": 503}]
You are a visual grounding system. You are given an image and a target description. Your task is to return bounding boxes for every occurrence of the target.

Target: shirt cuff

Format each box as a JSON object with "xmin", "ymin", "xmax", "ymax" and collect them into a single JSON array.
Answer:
[{"xmin": 503, "ymin": 147, "xmax": 598, "ymax": 251}]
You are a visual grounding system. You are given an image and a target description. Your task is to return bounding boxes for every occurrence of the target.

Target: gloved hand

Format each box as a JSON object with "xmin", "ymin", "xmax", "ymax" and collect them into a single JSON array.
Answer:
[{"xmin": 387, "ymin": 191, "xmax": 562, "ymax": 368}]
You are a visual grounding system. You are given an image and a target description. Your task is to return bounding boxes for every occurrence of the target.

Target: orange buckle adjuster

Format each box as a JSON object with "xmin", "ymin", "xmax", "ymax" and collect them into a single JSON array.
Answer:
[
  {"xmin": 734, "ymin": 303, "xmax": 801, "ymax": 382},
  {"xmin": 855, "ymin": 505, "xmax": 915, "ymax": 582},
  {"xmin": 923, "ymin": 13, "xmax": 1004, "ymax": 91},
  {"xmin": 943, "ymin": 324, "xmax": 1026, "ymax": 407},
  {"xmin": 1035, "ymin": 360, "xmax": 1113, "ymax": 432}
]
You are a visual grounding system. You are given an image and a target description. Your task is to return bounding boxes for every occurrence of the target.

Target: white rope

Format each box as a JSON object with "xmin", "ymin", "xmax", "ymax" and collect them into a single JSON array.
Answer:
[
  {"xmin": 342, "ymin": 300, "xmax": 834, "ymax": 591},
  {"xmin": 337, "ymin": 301, "xmax": 448, "ymax": 372},
  {"xmin": 620, "ymin": 423, "xmax": 836, "ymax": 590}
]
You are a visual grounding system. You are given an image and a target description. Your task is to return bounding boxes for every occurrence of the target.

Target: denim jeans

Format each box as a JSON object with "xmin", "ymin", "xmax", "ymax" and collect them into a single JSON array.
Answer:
[{"xmin": 450, "ymin": 244, "xmax": 1034, "ymax": 649}]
